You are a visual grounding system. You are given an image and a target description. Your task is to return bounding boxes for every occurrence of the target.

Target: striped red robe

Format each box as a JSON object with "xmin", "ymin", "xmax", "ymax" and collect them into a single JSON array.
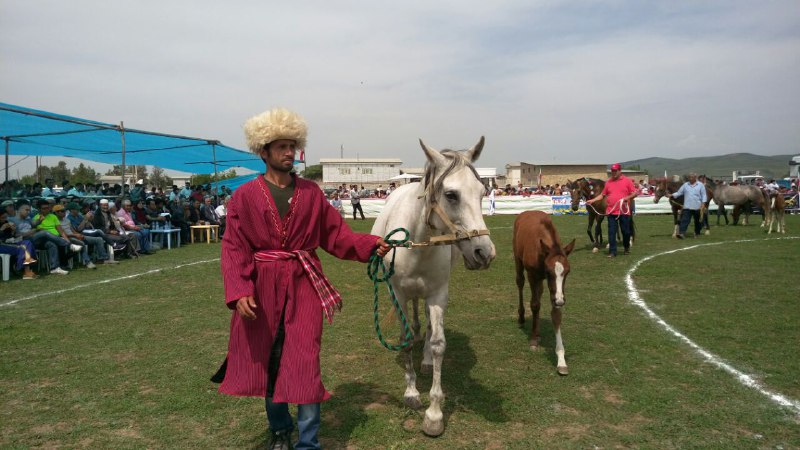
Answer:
[{"xmin": 219, "ymin": 175, "xmax": 379, "ymax": 402}]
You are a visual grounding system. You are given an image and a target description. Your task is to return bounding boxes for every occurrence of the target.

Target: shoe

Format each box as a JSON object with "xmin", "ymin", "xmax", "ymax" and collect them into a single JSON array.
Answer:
[
  {"xmin": 607, "ymin": 254, "xmax": 616, "ymax": 258},
  {"xmin": 623, "ymin": 250, "xmax": 630, "ymax": 255},
  {"xmin": 86, "ymin": 261, "xmax": 97, "ymax": 269},
  {"xmin": 676, "ymin": 234, "xmax": 685, "ymax": 240},
  {"xmin": 50, "ymin": 267, "xmax": 69, "ymax": 275},
  {"xmin": 23, "ymin": 270, "xmax": 36, "ymax": 280},
  {"xmin": 103, "ymin": 260, "xmax": 119, "ymax": 265},
  {"xmin": 25, "ymin": 258, "xmax": 37, "ymax": 264},
  {"xmin": 69, "ymin": 243, "xmax": 83, "ymax": 252},
  {"xmin": 268, "ymin": 430, "xmax": 291, "ymax": 450}
]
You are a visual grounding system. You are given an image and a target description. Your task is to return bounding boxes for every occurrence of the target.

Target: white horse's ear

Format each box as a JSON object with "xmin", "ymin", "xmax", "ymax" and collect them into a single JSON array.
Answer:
[
  {"xmin": 420, "ymin": 139, "xmax": 447, "ymax": 166},
  {"xmin": 465, "ymin": 136, "xmax": 485, "ymax": 163}
]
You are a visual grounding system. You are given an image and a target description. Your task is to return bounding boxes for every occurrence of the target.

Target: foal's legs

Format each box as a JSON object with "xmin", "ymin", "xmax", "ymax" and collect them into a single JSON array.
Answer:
[
  {"xmin": 551, "ymin": 305, "xmax": 568, "ymax": 375},
  {"xmin": 528, "ymin": 271, "xmax": 543, "ymax": 350},
  {"xmin": 422, "ymin": 295, "xmax": 448, "ymax": 437},
  {"xmin": 515, "ymin": 258, "xmax": 526, "ymax": 326}
]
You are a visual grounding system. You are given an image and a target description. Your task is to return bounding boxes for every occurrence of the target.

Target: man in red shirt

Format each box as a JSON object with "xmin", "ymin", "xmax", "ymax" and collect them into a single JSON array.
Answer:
[{"xmin": 586, "ymin": 163, "xmax": 638, "ymax": 258}]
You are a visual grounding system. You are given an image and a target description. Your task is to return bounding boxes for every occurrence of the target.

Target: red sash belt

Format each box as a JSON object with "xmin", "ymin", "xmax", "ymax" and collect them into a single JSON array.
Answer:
[{"xmin": 253, "ymin": 249, "xmax": 342, "ymax": 323}]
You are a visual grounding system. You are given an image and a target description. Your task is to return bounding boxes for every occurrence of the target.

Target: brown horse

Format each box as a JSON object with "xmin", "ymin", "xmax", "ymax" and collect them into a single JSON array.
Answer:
[
  {"xmin": 567, "ymin": 178, "xmax": 606, "ymax": 252},
  {"xmin": 513, "ymin": 211, "xmax": 576, "ymax": 375}
]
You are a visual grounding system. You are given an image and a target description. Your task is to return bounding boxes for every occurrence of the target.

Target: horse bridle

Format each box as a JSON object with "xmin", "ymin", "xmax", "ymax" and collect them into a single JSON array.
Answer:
[{"xmin": 410, "ymin": 200, "xmax": 490, "ymax": 247}]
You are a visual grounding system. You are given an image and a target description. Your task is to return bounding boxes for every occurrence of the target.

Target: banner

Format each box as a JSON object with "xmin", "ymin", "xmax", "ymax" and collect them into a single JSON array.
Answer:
[{"xmin": 551, "ymin": 195, "xmax": 587, "ymax": 215}]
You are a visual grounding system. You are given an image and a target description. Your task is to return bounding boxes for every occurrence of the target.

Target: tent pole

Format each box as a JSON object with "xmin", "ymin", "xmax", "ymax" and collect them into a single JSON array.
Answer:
[
  {"xmin": 212, "ymin": 143, "xmax": 219, "ymax": 201},
  {"xmin": 120, "ymin": 121, "xmax": 126, "ymax": 196},
  {"xmin": 4, "ymin": 139, "xmax": 8, "ymax": 187}
]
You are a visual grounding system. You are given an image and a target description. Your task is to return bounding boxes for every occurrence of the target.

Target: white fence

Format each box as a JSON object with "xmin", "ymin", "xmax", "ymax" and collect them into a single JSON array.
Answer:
[{"xmin": 348, "ymin": 194, "xmax": 677, "ymax": 219}]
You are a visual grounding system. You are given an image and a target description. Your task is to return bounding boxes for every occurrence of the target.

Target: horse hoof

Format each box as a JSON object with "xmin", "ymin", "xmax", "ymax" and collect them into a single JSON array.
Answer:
[
  {"xmin": 592, "ymin": 247, "xmax": 599, "ymax": 254},
  {"xmin": 705, "ymin": 230, "xmax": 710, "ymax": 236},
  {"xmin": 422, "ymin": 416, "xmax": 444, "ymax": 437},
  {"xmin": 557, "ymin": 366, "xmax": 569, "ymax": 376},
  {"xmin": 421, "ymin": 363, "xmax": 433, "ymax": 375},
  {"xmin": 529, "ymin": 344, "xmax": 538, "ymax": 351},
  {"xmin": 404, "ymin": 396, "xmax": 423, "ymax": 410}
]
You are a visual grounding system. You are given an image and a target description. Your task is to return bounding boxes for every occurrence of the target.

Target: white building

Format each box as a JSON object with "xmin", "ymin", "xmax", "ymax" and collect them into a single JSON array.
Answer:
[{"xmin": 320, "ymin": 158, "xmax": 403, "ymax": 186}]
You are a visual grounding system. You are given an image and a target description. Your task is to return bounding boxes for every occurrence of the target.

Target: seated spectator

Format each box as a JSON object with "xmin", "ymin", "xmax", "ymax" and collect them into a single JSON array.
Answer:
[
  {"xmin": 168, "ymin": 197, "xmax": 190, "ymax": 243},
  {"xmin": 55, "ymin": 204, "xmax": 96, "ymax": 270},
  {"xmin": 2, "ymin": 199, "xmax": 15, "ymax": 218},
  {"xmin": 215, "ymin": 196, "xmax": 228, "ymax": 237},
  {"xmin": 145, "ymin": 198, "xmax": 169, "ymax": 228},
  {"xmin": 31, "ymin": 201, "xmax": 83, "ymax": 275},
  {"xmin": 65, "ymin": 202, "xmax": 117, "ymax": 265},
  {"xmin": 187, "ymin": 198, "xmax": 202, "ymax": 225},
  {"xmin": 92, "ymin": 199, "xmax": 135, "ymax": 258},
  {"xmin": 118, "ymin": 199, "xmax": 153, "ymax": 254},
  {"xmin": 200, "ymin": 196, "xmax": 221, "ymax": 225},
  {"xmin": 1, "ymin": 209, "xmax": 37, "ymax": 279}
]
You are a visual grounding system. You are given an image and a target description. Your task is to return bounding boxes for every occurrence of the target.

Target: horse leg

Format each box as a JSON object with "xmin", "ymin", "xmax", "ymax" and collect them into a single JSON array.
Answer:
[
  {"xmin": 421, "ymin": 303, "xmax": 433, "ymax": 374},
  {"xmin": 551, "ymin": 306, "xmax": 568, "ymax": 375},
  {"xmin": 585, "ymin": 215, "xmax": 595, "ymax": 245},
  {"xmin": 399, "ymin": 298, "xmax": 422, "ymax": 410},
  {"xmin": 672, "ymin": 208, "xmax": 679, "ymax": 238},
  {"xmin": 528, "ymin": 271, "xmax": 543, "ymax": 350},
  {"xmin": 593, "ymin": 216, "xmax": 603, "ymax": 253},
  {"xmin": 515, "ymin": 257, "xmax": 526, "ymax": 326},
  {"xmin": 421, "ymin": 299, "xmax": 447, "ymax": 437},
  {"xmin": 412, "ymin": 297, "xmax": 423, "ymax": 342}
]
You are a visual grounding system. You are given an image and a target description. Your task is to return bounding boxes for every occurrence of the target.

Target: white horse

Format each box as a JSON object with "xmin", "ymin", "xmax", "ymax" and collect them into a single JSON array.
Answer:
[{"xmin": 371, "ymin": 136, "xmax": 496, "ymax": 437}]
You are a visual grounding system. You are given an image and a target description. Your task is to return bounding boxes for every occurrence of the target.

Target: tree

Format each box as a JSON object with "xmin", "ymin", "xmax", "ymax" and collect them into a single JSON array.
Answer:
[
  {"xmin": 147, "ymin": 166, "xmax": 173, "ymax": 189},
  {"xmin": 50, "ymin": 161, "xmax": 71, "ymax": 184},
  {"xmin": 70, "ymin": 163, "xmax": 100, "ymax": 185},
  {"xmin": 192, "ymin": 169, "xmax": 238, "ymax": 186},
  {"xmin": 300, "ymin": 164, "xmax": 322, "ymax": 181},
  {"xmin": 105, "ymin": 164, "xmax": 149, "ymax": 182}
]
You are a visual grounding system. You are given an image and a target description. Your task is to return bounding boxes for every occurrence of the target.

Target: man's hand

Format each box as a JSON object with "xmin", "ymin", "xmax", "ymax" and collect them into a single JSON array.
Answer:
[
  {"xmin": 236, "ymin": 295, "xmax": 257, "ymax": 320},
  {"xmin": 375, "ymin": 237, "xmax": 392, "ymax": 257}
]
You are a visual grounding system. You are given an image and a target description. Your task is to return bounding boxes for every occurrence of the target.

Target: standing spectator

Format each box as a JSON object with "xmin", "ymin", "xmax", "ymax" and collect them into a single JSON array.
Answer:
[
  {"xmin": 214, "ymin": 107, "xmax": 390, "ymax": 450},
  {"xmin": 668, "ymin": 173, "xmax": 708, "ymax": 239},
  {"xmin": 215, "ymin": 196, "xmax": 229, "ymax": 237},
  {"xmin": 349, "ymin": 184, "xmax": 365, "ymax": 220},
  {"xmin": 585, "ymin": 163, "xmax": 638, "ymax": 258},
  {"xmin": 487, "ymin": 185, "xmax": 496, "ymax": 216},
  {"xmin": 169, "ymin": 197, "xmax": 191, "ymax": 243}
]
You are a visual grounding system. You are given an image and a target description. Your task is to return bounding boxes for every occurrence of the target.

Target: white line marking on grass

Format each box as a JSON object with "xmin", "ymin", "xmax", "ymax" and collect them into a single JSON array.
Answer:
[
  {"xmin": 625, "ymin": 236, "xmax": 800, "ymax": 414},
  {"xmin": 0, "ymin": 258, "xmax": 221, "ymax": 308}
]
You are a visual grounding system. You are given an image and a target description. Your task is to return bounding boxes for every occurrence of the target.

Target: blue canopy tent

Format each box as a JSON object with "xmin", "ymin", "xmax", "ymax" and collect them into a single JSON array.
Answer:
[{"xmin": 1, "ymin": 102, "xmax": 265, "ymax": 190}]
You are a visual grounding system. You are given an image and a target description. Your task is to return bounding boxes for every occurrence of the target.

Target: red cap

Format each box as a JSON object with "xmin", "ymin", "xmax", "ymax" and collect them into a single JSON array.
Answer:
[{"xmin": 610, "ymin": 163, "xmax": 622, "ymax": 171}]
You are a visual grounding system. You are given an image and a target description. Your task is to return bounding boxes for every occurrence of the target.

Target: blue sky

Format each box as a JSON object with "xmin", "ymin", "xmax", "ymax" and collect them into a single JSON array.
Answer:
[{"xmin": 2, "ymin": 1, "xmax": 799, "ymax": 176}]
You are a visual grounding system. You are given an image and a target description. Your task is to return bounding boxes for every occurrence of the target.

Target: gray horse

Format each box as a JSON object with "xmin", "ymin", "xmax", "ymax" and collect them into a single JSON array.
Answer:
[{"xmin": 712, "ymin": 183, "xmax": 771, "ymax": 226}]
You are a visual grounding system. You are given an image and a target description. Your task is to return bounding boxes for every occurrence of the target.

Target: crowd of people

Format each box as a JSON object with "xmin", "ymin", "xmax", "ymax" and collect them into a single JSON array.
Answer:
[{"xmin": 0, "ymin": 179, "xmax": 229, "ymax": 280}]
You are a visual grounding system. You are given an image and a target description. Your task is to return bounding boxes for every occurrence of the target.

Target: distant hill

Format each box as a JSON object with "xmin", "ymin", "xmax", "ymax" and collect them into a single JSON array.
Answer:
[{"xmin": 622, "ymin": 153, "xmax": 796, "ymax": 180}]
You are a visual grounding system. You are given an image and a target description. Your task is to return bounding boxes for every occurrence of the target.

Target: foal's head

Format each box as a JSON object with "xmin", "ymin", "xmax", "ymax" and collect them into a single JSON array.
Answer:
[
  {"xmin": 420, "ymin": 136, "xmax": 496, "ymax": 270},
  {"xmin": 542, "ymin": 238, "xmax": 576, "ymax": 308}
]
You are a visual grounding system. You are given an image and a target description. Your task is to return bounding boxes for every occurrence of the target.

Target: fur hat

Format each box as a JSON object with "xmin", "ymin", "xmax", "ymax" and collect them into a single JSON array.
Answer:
[{"xmin": 243, "ymin": 108, "xmax": 307, "ymax": 154}]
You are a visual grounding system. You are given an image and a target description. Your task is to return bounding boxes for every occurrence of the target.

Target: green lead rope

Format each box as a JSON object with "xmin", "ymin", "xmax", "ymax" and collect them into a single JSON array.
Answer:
[{"xmin": 367, "ymin": 227, "xmax": 415, "ymax": 351}]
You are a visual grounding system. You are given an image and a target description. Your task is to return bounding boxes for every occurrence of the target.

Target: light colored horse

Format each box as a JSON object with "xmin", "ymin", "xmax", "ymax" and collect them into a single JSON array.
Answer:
[
  {"xmin": 371, "ymin": 136, "xmax": 496, "ymax": 437},
  {"xmin": 713, "ymin": 183, "xmax": 771, "ymax": 226},
  {"xmin": 766, "ymin": 193, "xmax": 786, "ymax": 234}
]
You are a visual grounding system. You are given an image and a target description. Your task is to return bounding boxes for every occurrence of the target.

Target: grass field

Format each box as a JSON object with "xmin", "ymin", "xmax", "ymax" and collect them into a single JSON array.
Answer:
[{"xmin": 2, "ymin": 214, "xmax": 799, "ymax": 449}]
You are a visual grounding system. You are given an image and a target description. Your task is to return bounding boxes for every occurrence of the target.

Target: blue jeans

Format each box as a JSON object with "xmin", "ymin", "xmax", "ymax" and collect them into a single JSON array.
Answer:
[
  {"xmin": 679, "ymin": 209, "xmax": 702, "ymax": 236},
  {"xmin": 32, "ymin": 231, "xmax": 69, "ymax": 270},
  {"xmin": 266, "ymin": 398, "xmax": 321, "ymax": 450},
  {"xmin": 607, "ymin": 214, "xmax": 632, "ymax": 256}
]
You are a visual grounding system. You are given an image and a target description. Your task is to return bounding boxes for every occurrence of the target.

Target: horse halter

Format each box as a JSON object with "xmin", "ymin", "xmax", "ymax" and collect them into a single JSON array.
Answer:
[{"xmin": 413, "ymin": 200, "xmax": 490, "ymax": 247}]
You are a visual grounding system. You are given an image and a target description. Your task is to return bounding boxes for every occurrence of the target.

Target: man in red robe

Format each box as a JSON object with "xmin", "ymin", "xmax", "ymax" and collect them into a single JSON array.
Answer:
[{"xmin": 216, "ymin": 107, "xmax": 390, "ymax": 450}]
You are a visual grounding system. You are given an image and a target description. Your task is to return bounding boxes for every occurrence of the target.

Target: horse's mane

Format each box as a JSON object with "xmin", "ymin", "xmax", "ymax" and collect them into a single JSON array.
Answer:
[{"xmin": 423, "ymin": 149, "xmax": 480, "ymax": 201}]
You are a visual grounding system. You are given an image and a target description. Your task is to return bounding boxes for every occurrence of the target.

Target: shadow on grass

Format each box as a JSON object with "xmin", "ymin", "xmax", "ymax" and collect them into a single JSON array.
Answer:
[
  {"xmin": 518, "ymin": 311, "xmax": 561, "ymax": 370},
  {"xmin": 386, "ymin": 329, "xmax": 508, "ymax": 430}
]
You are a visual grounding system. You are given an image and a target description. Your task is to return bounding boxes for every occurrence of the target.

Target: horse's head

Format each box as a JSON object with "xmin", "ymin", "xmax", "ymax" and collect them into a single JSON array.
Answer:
[
  {"xmin": 566, "ymin": 180, "xmax": 581, "ymax": 211},
  {"xmin": 420, "ymin": 136, "xmax": 496, "ymax": 270},
  {"xmin": 653, "ymin": 178, "xmax": 668, "ymax": 203},
  {"xmin": 542, "ymin": 238, "xmax": 575, "ymax": 308}
]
